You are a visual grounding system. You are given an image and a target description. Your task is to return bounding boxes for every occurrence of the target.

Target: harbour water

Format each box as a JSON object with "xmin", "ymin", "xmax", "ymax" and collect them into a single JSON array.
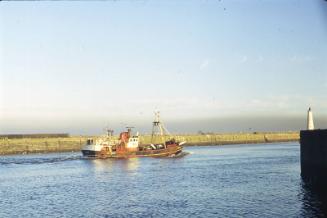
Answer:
[{"xmin": 0, "ymin": 143, "xmax": 326, "ymax": 217}]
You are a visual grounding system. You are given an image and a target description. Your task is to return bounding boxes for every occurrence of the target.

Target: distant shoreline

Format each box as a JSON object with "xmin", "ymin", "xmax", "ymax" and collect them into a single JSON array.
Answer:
[{"xmin": 0, "ymin": 132, "xmax": 299, "ymax": 156}]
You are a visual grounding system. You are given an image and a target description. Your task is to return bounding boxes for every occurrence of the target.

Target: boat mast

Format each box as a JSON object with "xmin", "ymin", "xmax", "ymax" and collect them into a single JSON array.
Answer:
[
  {"xmin": 104, "ymin": 124, "xmax": 114, "ymax": 139},
  {"xmin": 151, "ymin": 111, "xmax": 165, "ymax": 143},
  {"xmin": 126, "ymin": 126, "xmax": 134, "ymax": 137},
  {"xmin": 106, "ymin": 129, "xmax": 114, "ymax": 137}
]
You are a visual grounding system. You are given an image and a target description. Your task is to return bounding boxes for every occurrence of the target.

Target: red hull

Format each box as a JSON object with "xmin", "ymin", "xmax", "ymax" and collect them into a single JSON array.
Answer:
[{"xmin": 96, "ymin": 145, "xmax": 182, "ymax": 158}]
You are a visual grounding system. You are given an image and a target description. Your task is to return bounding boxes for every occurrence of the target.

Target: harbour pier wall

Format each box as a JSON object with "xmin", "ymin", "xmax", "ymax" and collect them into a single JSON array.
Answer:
[
  {"xmin": 0, "ymin": 132, "xmax": 299, "ymax": 155},
  {"xmin": 0, "ymin": 137, "xmax": 87, "ymax": 155}
]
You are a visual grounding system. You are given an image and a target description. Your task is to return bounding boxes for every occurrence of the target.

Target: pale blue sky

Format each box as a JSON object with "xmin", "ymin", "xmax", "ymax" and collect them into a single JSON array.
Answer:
[{"xmin": 1, "ymin": 0, "xmax": 327, "ymax": 134}]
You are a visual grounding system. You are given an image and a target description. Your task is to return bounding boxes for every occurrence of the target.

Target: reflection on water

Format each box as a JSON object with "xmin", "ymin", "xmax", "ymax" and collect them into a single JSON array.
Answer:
[
  {"xmin": 121, "ymin": 158, "xmax": 140, "ymax": 172},
  {"xmin": 87, "ymin": 158, "xmax": 114, "ymax": 172},
  {"xmin": 300, "ymin": 179, "xmax": 327, "ymax": 217},
  {"xmin": 87, "ymin": 158, "xmax": 140, "ymax": 173}
]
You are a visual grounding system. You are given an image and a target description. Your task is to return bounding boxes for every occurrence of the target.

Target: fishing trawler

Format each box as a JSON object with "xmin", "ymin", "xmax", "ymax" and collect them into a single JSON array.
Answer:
[{"xmin": 81, "ymin": 112, "xmax": 186, "ymax": 158}]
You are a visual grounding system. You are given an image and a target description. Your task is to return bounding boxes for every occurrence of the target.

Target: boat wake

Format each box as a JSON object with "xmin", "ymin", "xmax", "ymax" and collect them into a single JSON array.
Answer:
[
  {"xmin": 161, "ymin": 151, "xmax": 190, "ymax": 158},
  {"xmin": 0, "ymin": 155, "xmax": 82, "ymax": 166}
]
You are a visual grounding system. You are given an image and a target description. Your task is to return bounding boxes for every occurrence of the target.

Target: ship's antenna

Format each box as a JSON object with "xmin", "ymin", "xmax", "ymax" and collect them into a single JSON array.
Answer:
[
  {"xmin": 126, "ymin": 126, "xmax": 134, "ymax": 137},
  {"xmin": 103, "ymin": 125, "xmax": 114, "ymax": 137},
  {"xmin": 107, "ymin": 129, "xmax": 114, "ymax": 137}
]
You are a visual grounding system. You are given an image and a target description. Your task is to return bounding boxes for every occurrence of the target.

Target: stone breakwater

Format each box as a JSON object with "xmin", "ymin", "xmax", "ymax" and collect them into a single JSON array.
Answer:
[
  {"xmin": 0, "ymin": 132, "xmax": 299, "ymax": 155},
  {"xmin": 0, "ymin": 137, "xmax": 87, "ymax": 155}
]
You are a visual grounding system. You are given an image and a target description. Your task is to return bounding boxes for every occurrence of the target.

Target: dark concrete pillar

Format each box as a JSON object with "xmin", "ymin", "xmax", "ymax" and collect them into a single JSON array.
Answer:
[{"xmin": 300, "ymin": 129, "xmax": 327, "ymax": 187}]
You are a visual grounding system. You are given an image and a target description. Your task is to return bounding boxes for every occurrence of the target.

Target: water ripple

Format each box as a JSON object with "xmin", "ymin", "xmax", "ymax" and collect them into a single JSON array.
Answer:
[{"xmin": 1, "ymin": 143, "xmax": 326, "ymax": 217}]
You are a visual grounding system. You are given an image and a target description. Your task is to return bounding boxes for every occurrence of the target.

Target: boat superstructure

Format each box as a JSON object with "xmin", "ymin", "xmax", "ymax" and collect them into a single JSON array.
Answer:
[
  {"xmin": 81, "ymin": 112, "xmax": 186, "ymax": 158},
  {"xmin": 81, "ymin": 130, "xmax": 117, "ymax": 158}
]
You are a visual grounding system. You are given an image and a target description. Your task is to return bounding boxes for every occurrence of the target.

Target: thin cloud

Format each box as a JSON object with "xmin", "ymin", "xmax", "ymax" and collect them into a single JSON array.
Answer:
[
  {"xmin": 240, "ymin": 55, "xmax": 248, "ymax": 63},
  {"xmin": 256, "ymin": 55, "xmax": 264, "ymax": 63},
  {"xmin": 200, "ymin": 59, "xmax": 209, "ymax": 70},
  {"xmin": 289, "ymin": 55, "xmax": 315, "ymax": 63}
]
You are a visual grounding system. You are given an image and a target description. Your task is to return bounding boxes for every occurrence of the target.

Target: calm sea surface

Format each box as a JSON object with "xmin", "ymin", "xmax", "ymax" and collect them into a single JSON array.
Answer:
[{"xmin": 0, "ymin": 143, "xmax": 326, "ymax": 217}]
